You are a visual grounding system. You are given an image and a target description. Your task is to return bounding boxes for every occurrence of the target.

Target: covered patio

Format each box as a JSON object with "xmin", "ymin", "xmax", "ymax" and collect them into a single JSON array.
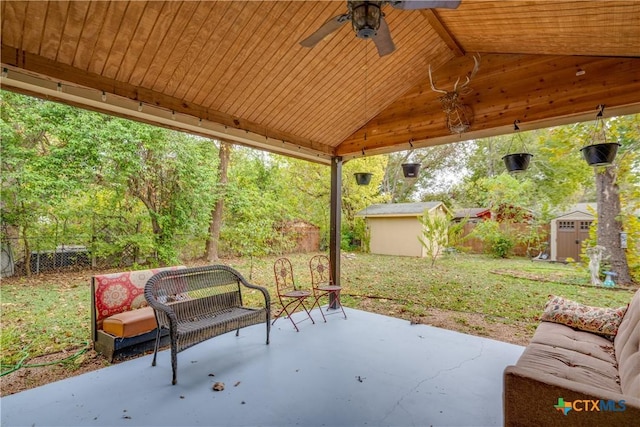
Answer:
[
  {"xmin": 2, "ymin": 0, "xmax": 639, "ymax": 283},
  {"xmin": 1, "ymin": 308, "xmax": 524, "ymax": 426},
  {"xmin": 0, "ymin": 2, "xmax": 638, "ymax": 425}
]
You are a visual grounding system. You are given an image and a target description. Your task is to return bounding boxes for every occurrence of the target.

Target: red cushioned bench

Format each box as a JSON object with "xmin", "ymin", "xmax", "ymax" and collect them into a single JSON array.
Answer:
[{"xmin": 91, "ymin": 266, "xmax": 184, "ymax": 361}]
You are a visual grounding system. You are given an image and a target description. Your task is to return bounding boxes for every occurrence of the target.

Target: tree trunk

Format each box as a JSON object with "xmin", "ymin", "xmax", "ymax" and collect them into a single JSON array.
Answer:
[
  {"xmin": 22, "ymin": 224, "xmax": 31, "ymax": 277},
  {"xmin": 205, "ymin": 141, "xmax": 231, "ymax": 262},
  {"xmin": 595, "ymin": 166, "xmax": 632, "ymax": 284}
]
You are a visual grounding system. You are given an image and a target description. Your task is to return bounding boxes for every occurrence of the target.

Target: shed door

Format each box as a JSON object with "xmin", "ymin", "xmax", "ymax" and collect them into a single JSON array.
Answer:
[{"xmin": 556, "ymin": 220, "xmax": 592, "ymax": 261}]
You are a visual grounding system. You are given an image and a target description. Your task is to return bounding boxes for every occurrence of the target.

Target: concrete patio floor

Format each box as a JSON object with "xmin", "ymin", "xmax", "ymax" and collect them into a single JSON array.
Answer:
[{"xmin": 1, "ymin": 307, "xmax": 524, "ymax": 427}]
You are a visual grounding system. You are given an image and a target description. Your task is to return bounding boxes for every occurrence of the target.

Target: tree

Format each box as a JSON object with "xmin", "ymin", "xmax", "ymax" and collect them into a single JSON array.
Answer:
[
  {"xmin": 220, "ymin": 149, "xmax": 292, "ymax": 257},
  {"xmin": 417, "ymin": 211, "xmax": 450, "ymax": 267},
  {"xmin": 2, "ymin": 91, "xmax": 220, "ymax": 267},
  {"xmin": 586, "ymin": 115, "xmax": 639, "ymax": 284},
  {"xmin": 382, "ymin": 144, "xmax": 462, "ymax": 203},
  {"xmin": 205, "ymin": 141, "xmax": 230, "ymax": 262},
  {"xmin": 101, "ymin": 124, "xmax": 217, "ymax": 264},
  {"xmin": 1, "ymin": 92, "xmax": 103, "ymax": 273}
]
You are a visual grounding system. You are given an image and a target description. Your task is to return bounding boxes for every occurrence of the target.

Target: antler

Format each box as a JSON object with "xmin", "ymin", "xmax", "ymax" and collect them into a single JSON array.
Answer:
[
  {"xmin": 454, "ymin": 54, "xmax": 480, "ymax": 93},
  {"xmin": 428, "ymin": 64, "xmax": 448, "ymax": 94},
  {"xmin": 428, "ymin": 54, "xmax": 481, "ymax": 135}
]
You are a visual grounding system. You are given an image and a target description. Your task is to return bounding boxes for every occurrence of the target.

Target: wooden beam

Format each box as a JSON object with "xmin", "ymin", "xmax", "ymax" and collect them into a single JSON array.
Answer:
[
  {"xmin": 1, "ymin": 45, "xmax": 334, "ymax": 158},
  {"xmin": 337, "ymin": 54, "xmax": 640, "ymax": 157},
  {"xmin": 420, "ymin": 10, "xmax": 465, "ymax": 57}
]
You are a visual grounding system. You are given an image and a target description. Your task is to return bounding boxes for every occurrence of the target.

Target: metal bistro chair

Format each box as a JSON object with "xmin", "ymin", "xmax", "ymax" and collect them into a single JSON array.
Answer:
[
  {"xmin": 272, "ymin": 257, "xmax": 315, "ymax": 332},
  {"xmin": 309, "ymin": 254, "xmax": 347, "ymax": 321}
]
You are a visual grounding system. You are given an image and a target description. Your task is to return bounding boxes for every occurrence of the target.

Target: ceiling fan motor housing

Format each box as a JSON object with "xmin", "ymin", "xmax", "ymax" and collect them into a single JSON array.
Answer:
[{"xmin": 350, "ymin": 1, "xmax": 383, "ymax": 39}]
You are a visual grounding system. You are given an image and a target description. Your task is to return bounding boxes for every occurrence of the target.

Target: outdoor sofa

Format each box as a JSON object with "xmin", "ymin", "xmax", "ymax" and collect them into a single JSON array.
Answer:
[
  {"xmin": 91, "ymin": 266, "xmax": 185, "ymax": 361},
  {"xmin": 503, "ymin": 289, "xmax": 640, "ymax": 426}
]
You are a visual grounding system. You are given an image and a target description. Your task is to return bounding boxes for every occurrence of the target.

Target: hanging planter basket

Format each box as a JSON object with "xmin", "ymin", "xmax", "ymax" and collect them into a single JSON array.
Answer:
[
  {"xmin": 502, "ymin": 153, "xmax": 533, "ymax": 173},
  {"xmin": 581, "ymin": 105, "xmax": 619, "ymax": 167},
  {"xmin": 580, "ymin": 143, "xmax": 620, "ymax": 167},
  {"xmin": 354, "ymin": 172, "xmax": 373, "ymax": 186},
  {"xmin": 401, "ymin": 163, "xmax": 421, "ymax": 178},
  {"xmin": 502, "ymin": 120, "xmax": 532, "ymax": 174}
]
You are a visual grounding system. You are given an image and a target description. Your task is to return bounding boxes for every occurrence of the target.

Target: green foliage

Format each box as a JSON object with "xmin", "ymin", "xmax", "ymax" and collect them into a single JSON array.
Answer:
[
  {"xmin": 341, "ymin": 156, "xmax": 389, "ymax": 251},
  {"xmin": 515, "ymin": 219, "xmax": 549, "ymax": 258},
  {"xmin": 1, "ymin": 91, "xmax": 218, "ymax": 266},
  {"xmin": 456, "ymin": 127, "xmax": 594, "ymax": 216},
  {"xmin": 3, "ymin": 89, "xmax": 637, "ymax": 274},
  {"xmin": 221, "ymin": 149, "xmax": 296, "ymax": 256},
  {"xmin": 578, "ymin": 115, "xmax": 640, "ymax": 283},
  {"xmin": 613, "ymin": 114, "xmax": 640, "ymax": 283},
  {"xmin": 417, "ymin": 212, "xmax": 451, "ymax": 267},
  {"xmin": 447, "ymin": 216, "xmax": 469, "ymax": 250},
  {"xmin": 471, "ymin": 220, "xmax": 516, "ymax": 258},
  {"xmin": 382, "ymin": 144, "xmax": 464, "ymax": 203}
]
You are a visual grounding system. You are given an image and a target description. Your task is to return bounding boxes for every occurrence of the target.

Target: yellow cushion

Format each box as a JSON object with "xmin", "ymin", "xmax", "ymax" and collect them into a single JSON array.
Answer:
[{"xmin": 102, "ymin": 306, "xmax": 157, "ymax": 338}]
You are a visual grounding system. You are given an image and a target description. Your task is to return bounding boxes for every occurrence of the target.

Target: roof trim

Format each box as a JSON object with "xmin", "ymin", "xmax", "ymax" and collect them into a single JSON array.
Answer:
[
  {"xmin": 355, "ymin": 202, "xmax": 449, "ymax": 217},
  {"xmin": 0, "ymin": 50, "xmax": 334, "ymax": 165}
]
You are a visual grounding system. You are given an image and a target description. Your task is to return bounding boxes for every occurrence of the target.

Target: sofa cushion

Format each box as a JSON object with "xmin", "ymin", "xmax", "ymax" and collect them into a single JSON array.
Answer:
[
  {"xmin": 515, "ymin": 342, "xmax": 621, "ymax": 393},
  {"xmin": 614, "ymin": 290, "xmax": 640, "ymax": 396},
  {"xmin": 530, "ymin": 321, "xmax": 616, "ymax": 364},
  {"xmin": 93, "ymin": 266, "xmax": 185, "ymax": 325},
  {"xmin": 102, "ymin": 306, "xmax": 157, "ymax": 338},
  {"xmin": 540, "ymin": 295, "xmax": 627, "ymax": 337}
]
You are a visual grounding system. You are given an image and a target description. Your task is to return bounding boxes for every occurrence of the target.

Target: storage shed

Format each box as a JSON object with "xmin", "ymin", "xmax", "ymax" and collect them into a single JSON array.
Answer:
[
  {"xmin": 355, "ymin": 202, "xmax": 450, "ymax": 258},
  {"xmin": 277, "ymin": 220, "xmax": 320, "ymax": 253},
  {"xmin": 550, "ymin": 203, "xmax": 596, "ymax": 262}
]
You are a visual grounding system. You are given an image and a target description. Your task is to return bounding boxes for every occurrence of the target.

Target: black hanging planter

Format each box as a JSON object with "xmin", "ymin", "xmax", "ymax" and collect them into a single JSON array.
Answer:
[
  {"xmin": 354, "ymin": 172, "xmax": 373, "ymax": 186},
  {"xmin": 580, "ymin": 143, "xmax": 620, "ymax": 167},
  {"xmin": 401, "ymin": 163, "xmax": 421, "ymax": 178},
  {"xmin": 502, "ymin": 153, "xmax": 533, "ymax": 173}
]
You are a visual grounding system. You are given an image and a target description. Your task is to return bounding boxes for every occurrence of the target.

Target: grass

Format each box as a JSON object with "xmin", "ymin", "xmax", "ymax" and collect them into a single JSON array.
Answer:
[{"xmin": 1, "ymin": 253, "xmax": 636, "ymax": 371}]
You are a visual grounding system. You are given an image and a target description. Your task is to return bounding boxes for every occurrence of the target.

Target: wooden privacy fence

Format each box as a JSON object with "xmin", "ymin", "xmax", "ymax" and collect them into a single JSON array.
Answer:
[{"xmin": 459, "ymin": 222, "xmax": 550, "ymax": 257}]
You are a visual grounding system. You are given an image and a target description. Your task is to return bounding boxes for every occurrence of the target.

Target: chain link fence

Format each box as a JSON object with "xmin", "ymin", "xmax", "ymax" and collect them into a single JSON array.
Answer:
[
  {"xmin": 1, "ymin": 225, "xmax": 320, "ymax": 277},
  {"xmin": 1, "ymin": 237, "xmax": 145, "ymax": 277}
]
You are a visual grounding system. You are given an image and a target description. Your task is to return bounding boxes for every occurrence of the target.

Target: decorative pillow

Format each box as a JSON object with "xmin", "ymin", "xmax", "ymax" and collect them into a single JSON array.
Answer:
[{"xmin": 541, "ymin": 295, "xmax": 628, "ymax": 337}]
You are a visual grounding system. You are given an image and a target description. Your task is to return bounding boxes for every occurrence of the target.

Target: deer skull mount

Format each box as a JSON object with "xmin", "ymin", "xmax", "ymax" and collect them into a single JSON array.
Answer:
[{"xmin": 429, "ymin": 55, "xmax": 480, "ymax": 134}]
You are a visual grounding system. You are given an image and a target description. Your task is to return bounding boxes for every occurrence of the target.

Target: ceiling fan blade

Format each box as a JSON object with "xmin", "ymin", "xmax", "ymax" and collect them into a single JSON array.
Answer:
[
  {"xmin": 299, "ymin": 14, "xmax": 350, "ymax": 48},
  {"xmin": 390, "ymin": 1, "xmax": 461, "ymax": 10},
  {"xmin": 372, "ymin": 17, "xmax": 396, "ymax": 57}
]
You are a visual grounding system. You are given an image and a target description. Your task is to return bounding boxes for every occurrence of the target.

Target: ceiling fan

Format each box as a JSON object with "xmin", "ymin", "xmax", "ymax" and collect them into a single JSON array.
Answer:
[{"xmin": 299, "ymin": 1, "xmax": 461, "ymax": 57}]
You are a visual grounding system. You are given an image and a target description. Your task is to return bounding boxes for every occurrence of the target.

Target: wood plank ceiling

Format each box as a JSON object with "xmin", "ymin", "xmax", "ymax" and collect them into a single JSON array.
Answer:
[{"xmin": 2, "ymin": 1, "xmax": 640, "ymax": 163}]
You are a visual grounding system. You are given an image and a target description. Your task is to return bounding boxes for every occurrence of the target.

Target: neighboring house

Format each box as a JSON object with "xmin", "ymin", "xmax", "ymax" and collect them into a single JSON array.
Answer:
[
  {"xmin": 355, "ymin": 202, "xmax": 451, "ymax": 257},
  {"xmin": 453, "ymin": 208, "xmax": 490, "ymax": 223},
  {"xmin": 453, "ymin": 205, "xmax": 533, "ymax": 223},
  {"xmin": 549, "ymin": 203, "xmax": 596, "ymax": 262}
]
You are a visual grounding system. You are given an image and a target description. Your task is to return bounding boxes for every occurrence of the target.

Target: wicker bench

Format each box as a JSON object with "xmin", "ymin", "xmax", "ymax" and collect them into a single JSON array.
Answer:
[{"xmin": 144, "ymin": 265, "xmax": 271, "ymax": 385}]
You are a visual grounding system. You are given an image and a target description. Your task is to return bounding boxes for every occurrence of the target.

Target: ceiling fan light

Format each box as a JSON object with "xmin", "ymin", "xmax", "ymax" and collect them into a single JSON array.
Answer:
[{"xmin": 350, "ymin": 1, "xmax": 382, "ymax": 39}]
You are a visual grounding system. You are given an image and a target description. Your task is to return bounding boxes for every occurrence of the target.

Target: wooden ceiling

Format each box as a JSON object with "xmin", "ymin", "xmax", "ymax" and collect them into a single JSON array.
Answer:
[{"xmin": 2, "ymin": 1, "xmax": 640, "ymax": 163}]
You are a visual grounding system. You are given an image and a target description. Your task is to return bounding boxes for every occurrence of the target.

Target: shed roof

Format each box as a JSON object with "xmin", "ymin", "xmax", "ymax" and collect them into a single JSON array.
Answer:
[
  {"xmin": 356, "ymin": 202, "xmax": 445, "ymax": 217},
  {"xmin": 553, "ymin": 203, "xmax": 597, "ymax": 219}
]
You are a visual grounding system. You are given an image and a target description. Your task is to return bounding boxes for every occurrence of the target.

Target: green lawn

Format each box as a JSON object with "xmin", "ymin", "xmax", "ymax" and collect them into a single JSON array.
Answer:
[{"xmin": 1, "ymin": 253, "xmax": 636, "ymax": 370}]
